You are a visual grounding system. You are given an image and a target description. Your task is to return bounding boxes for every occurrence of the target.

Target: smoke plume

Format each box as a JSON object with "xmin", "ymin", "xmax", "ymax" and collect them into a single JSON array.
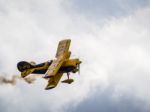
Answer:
[{"xmin": 0, "ymin": 74, "xmax": 37, "ymax": 85}]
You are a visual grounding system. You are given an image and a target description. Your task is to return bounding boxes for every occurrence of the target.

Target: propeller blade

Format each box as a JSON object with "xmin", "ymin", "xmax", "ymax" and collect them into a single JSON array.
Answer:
[{"xmin": 78, "ymin": 64, "xmax": 80, "ymax": 75}]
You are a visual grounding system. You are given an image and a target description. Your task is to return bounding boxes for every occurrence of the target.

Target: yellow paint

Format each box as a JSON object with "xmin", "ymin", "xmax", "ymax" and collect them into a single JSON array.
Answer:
[{"xmin": 19, "ymin": 39, "xmax": 81, "ymax": 90}]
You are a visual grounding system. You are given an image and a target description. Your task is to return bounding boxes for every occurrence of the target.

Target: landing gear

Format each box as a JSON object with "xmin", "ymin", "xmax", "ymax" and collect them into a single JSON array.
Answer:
[
  {"xmin": 61, "ymin": 72, "xmax": 74, "ymax": 84},
  {"xmin": 67, "ymin": 72, "xmax": 70, "ymax": 79}
]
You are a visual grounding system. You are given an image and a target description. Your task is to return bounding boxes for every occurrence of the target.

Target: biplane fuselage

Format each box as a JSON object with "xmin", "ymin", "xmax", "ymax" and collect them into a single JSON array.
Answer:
[
  {"xmin": 17, "ymin": 39, "xmax": 81, "ymax": 90},
  {"xmin": 18, "ymin": 59, "xmax": 81, "ymax": 76}
]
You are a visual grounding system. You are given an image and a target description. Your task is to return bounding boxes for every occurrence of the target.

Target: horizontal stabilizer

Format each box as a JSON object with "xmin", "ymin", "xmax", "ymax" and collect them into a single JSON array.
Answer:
[{"xmin": 21, "ymin": 69, "xmax": 35, "ymax": 78}]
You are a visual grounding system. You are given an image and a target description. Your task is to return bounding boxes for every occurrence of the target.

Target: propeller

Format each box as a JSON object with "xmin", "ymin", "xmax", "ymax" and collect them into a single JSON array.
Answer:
[
  {"xmin": 77, "ymin": 63, "xmax": 81, "ymax": 75},
  {"xmin": 72, "ymin": 53, "xmax": 81, "ymax": 75}
]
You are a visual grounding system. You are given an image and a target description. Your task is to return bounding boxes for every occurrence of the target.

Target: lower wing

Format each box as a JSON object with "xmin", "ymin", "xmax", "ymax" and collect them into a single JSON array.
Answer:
[{"xmin": 45, "ymin": 72, "xmax": 63, "ymax": 90}]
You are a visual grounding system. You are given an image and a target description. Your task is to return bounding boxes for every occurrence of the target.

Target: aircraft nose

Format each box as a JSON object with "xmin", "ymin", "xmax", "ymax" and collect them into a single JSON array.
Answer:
[{"xmin": 77, "ymin": 60, "xmax": 82, "ymax": 65}]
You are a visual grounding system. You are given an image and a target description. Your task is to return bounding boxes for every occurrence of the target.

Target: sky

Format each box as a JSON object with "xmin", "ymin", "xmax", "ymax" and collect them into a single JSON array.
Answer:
[{"xmin": 0, "ymin": 0, "xmax": 150, "ymax": 112}]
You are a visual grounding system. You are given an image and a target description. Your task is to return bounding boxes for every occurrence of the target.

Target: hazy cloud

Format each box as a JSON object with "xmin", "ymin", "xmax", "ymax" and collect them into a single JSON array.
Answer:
[
  {"xmin": 64, "ymin": 0, "xmax": 150, "ymax": 20},
  {"xmin": 66, "ymin": 85, "xmax": 149, "ymax": 112},
  {"xmin": 0, "ymin": 0, "xmax": 150, "ymax": 112}
]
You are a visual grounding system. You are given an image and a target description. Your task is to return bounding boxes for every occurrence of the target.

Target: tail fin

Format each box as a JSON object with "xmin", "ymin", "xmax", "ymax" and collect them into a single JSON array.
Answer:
[
  {"xmin": 17, "ymin": 61, "xmax": 34, "ymax": 72},
  {"xmin": 17, "ymin": 61, "xmax": 35, "ymax": 78}
]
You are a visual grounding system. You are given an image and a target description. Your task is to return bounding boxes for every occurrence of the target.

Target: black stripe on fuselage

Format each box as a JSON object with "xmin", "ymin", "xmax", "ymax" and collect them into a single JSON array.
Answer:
[{"xmin": 17, "ymin": 61, "xmax": 76, "ymax": 74}]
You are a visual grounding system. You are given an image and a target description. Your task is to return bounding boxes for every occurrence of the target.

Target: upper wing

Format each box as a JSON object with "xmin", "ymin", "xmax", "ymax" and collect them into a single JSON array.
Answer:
[
  {"xmin": 56, "ymin": 39, "xmax": 71, "ymax": 58},
  {"xmin": 44, "ymin": 39, "xmax": 71, "ymax": 78},
  {"xmin": 45, "ymin": 72, "xmax": 63, "ymax": 90}
]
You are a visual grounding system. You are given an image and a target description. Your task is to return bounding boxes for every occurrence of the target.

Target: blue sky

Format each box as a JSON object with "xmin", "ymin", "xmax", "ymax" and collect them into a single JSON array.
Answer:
[
  {"xmin": 64, "ymin": 0, "xmax": 150, "ymax": 21},
  {"xmin": 0, "ymin": 0, "xmax": 150, "ymax": 112}
]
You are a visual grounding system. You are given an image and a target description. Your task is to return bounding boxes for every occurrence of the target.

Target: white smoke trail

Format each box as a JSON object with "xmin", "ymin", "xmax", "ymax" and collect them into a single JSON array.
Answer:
[{"xmin": 0, "ymin": 74, "xmax": 38, "ymax": 85}]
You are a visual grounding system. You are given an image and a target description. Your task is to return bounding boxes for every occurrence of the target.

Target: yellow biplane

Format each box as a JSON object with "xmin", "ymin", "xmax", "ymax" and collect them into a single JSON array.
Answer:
[{"xmin": 17, "ymin": 39, "xmax": 81, "ymax": 90}]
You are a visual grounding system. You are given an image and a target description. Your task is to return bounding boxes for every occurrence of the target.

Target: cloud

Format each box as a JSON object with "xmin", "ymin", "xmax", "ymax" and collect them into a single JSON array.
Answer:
[
  {"xmin": 63, "ymin": 0, "xmax": 150, "ymax": 22},
  {"xmin": 0, "ymin": 0, "xmax": 150, "ymax": 112},
  {"xmin": 66, "ymin": 85, "xmax": 149, "ymax": 112},
  {"xmin": 64, "ymin": 7, "xmax": 150, "ymax": 111}
]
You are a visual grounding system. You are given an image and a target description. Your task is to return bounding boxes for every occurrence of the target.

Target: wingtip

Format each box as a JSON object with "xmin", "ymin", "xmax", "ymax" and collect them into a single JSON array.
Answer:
[
  {"xmin": 61, "ymin": 39, "xmax": 71, "ymax": 42},
  {"xmin": 45, "ymin": 85, "xmax": 55, "ymax": 90},
  {"xmin": 43, "ymin": 74, "xmax": 52, "ymax": 79}
]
